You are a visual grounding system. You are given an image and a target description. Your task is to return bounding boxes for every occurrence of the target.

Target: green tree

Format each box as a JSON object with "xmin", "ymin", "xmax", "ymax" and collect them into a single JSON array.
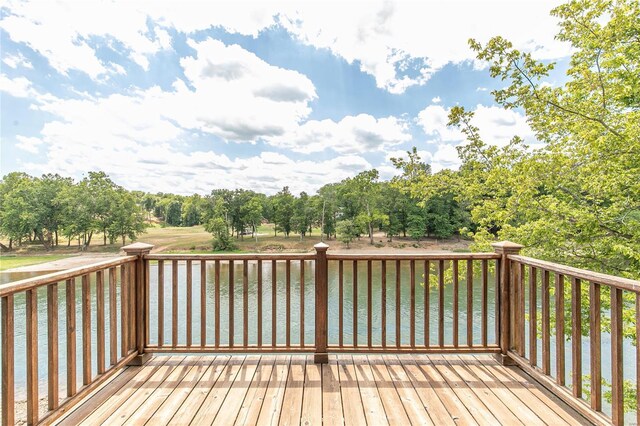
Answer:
[{"xmin": 108, "ymin": 189, "xmax": 147, "ymax": 245}]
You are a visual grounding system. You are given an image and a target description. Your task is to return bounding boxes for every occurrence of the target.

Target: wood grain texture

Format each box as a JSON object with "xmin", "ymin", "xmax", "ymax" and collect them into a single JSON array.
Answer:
[
  {"xmin": 410, "ymin": 260, "xmax": 416, "ymax": 348},
  {"xmin": 186, "ymin": 259, "xmax": 193, "ymax": 347},
  {"xmin": 172, "ymin": 260, "xmax": 178, "ymax": 347},
  {"xmin": 570, "ymin": 277, "xmax": 581, "ymax": 398},
  {"xmin": 26, "ymin": 288, "xmax": 38, "ymax": 425},
  {"xmin": 589, "ymin": 281, "xmax": 601, "ymax": 411},
  {"xmin": 96, "ymin": 271, "xmax": 105, "ymax": 374},
  {"xmin": 452, "ymin": 260, "xmax": 459, "ymax": 347},
  {"xmin": 481, "ymin": 260, "xmax": 488, "ymax": 347},
  {"xmin": 381, "ymin": 260, "xmax": 386, "ymax": 348},
  {"xmin": 200, "ymin": 260, "xmax": 207, "ymax": 347},
  {"xmin": 528, "ymin": 266, "xmax": 537, "ymax": 366},
  {"xmin": 82, "ymin": 274, "xmax": 91, "ymax": 386},
  {"xmin": 438, "ymin": 260, "xmax": 445, "ymax": 347},
  {"xmin": 610, "ymin": 287, "xmax": 623, "ymax": 425},
  {"xmin": 555, "ymin": 273, "xmax": 565, "ymax": 386},
  {"xmin": 1, "ymin": 295, "xmax": 15, "ymax": 426},
  {"xmin": 109, "ymin": 268, "xmax": 117, "ymax": 365},
  {"xmin": 353, "ymin": 260, "xmax": 358, "ymax": 347},
  {"xmin": 541, "ymin": 270, "xmax": 551, "ymax": 375},
  {"xmin": 48, "ymin": 283, "xmax": 59, "ymax": 410},
  {"xmin": 66, "ymin": 278, "xmax": 77, "ymax": 397},
  {"xmin": 424, "ymin": 260, "xmax": 430, "ymax": 348},
  {"xmin": 395, "ymin": 259, "xmax": 401, "ymax": 348}
]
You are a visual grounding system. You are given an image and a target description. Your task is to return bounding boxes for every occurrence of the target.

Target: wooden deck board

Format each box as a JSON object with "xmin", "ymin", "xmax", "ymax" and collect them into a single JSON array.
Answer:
[{"xmin": 54, "ymin": 354, "xmax": 590, "ymax": 426}]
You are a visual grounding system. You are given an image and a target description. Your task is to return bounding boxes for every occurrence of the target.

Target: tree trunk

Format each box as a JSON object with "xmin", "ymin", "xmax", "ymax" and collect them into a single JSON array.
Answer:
[
  {"xmin": 122, "ymin": 235, "xmax": 126, "ymax": 245},
  {"xmin": 55, "ymin": 230, "xmax": 59, "ymax": 246},
  {"xmin": 103, "ymin": 228, "xmax": 107, "ymax": 245},
  {"xmin": 8, "ymin": 238, "xmax": 12, "ymax": 250}
]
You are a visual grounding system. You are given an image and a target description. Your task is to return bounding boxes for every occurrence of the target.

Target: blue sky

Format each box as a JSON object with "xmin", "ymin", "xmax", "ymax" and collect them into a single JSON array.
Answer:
[{"xmin": 0, "ymin": 0, "xmax": 570, "ymax": 195}]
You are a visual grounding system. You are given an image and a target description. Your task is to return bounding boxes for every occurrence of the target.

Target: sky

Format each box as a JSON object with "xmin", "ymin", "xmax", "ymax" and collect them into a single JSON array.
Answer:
[{"xmin": 0, "ymin": 0, "xmax": 571, "ymax": 195}]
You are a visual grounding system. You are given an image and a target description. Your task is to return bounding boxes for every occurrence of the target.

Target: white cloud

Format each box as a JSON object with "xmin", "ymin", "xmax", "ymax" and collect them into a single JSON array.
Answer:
[
  {"xmin": 416, "ymin": 103, "xmax": 533, "ymax": 147},
  {"xmin": 431, "ymin": 144, "xmax": 461, "ymax": 172},
  {"xmin": 270, "ymin": 114, "xmax": 411, "ymax": 154},
  {"xmin": 279, "ymin": 0, "xmax": 570, "ymax": 93},
  {"xmin": 1, "ymin": 0, "xmax": 570, "ymax": 90},
  {"xmin": 0, "ymin": 74, "xmax": 38, "ymax": 98},
  {"xmin": 431, "ymin": 96, "xmax": 441, "ymax": 103},
  {"xmin": 2, "ymin": 52, "xmax": 33, "ymax": 69},
  {"xmin": 1, "ymin": 0, "xmax": 173, "ymax": 79},
  {"xmin": 416, "ymin": 105, "xmax": 463, "ymax": 143},
  {"xmin": 15, "ymin": 136, "xmax": 43, "ymax": 154}
]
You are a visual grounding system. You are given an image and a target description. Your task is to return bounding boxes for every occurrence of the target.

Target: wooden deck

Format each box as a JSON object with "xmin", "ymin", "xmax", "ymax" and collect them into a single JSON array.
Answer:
[{"xmin": 54, "ymin": 354, "xmax": 589, "ymax": 426}]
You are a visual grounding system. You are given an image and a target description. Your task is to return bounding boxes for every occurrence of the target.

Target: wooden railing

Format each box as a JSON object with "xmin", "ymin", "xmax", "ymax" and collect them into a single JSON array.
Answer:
[
  {"xmin": 503, "ymin": 252, "xmax": 640, "ymax": 426},
  {"xmin": 0, "ymin": 255, "xmax": 138, "ymax": 426},
  {"xmin": 1, "ymin": 240, "xmax": 638, "ymax": 425}
]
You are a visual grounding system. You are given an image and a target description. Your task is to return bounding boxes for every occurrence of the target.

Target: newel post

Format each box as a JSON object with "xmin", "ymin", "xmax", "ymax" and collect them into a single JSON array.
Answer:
[
  {"xmin": 122, "ymin": 242, "xmax": 154, "ymax": 366},
  {"xmin": 314, "ymin": 242, "xmax": 329, "ymax": 364},
  {"xmin": 492, "ymin": 241, "xmax": 523, "ymax": 365}
]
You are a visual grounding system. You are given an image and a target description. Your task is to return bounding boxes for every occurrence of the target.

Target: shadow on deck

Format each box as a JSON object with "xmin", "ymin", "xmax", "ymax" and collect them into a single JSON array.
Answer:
[{"xmin": 55, "ymin": 354, "xmax": 589, "ymax": 426}]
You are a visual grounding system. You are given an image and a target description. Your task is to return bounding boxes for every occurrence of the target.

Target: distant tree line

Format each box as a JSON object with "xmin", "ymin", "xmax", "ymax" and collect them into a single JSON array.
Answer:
[
  {"xmin": 0, "ymin": 171, "xmax": 146, "ymax": 250},
  {"xmin": 134, "ymin": 156, "xmax": 471, "ymax": 250}
]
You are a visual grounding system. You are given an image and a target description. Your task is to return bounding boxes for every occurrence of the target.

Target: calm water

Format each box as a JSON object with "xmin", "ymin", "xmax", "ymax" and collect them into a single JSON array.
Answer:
[{"xmin": 0, "ymin": 261, "xmax": 637, "ymax": 422}]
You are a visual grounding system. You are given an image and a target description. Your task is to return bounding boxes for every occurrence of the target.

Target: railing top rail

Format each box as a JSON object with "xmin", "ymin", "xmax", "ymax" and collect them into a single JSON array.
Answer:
[
  {"xmin": 327, "ymin": 252, "xmax": 500, "ymax": 261},
  {"xmin": 0, "ymin": 255, "xmax": 137, "ymax": 297},
  {"xmin": 145, "ymin": 253, "xmax": 316, "ymax": 261},
  {"xmin": 508, "ymin": 254, "xmax": 640, "ymax": 293}
]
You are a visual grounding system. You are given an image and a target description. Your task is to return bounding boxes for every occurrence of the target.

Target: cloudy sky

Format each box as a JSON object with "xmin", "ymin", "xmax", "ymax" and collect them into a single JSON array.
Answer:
[{"xmin": 0, "ymin": 0, "xmax": 570, "ymax": 195}]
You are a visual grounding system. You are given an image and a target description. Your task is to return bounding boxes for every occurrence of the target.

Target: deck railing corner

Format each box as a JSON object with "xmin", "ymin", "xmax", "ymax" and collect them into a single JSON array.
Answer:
[
  {"xmin": 491, "ymin": 241, "xmax": 523, "ymax": 366},
  {"xmin": 122, "ymin": 242, "xmax": 154, "ymax": 366}
]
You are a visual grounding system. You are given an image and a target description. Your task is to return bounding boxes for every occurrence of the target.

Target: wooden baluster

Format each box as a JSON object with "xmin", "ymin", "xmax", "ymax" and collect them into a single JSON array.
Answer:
[
  {"xmin": 300, "ymin": 260, "xmax": 305, "ymax": 347},
  {"xmin": 495, "ymin": 259, "xmax": 500, "ymax": 346},
  {"xmin": 82, "ymin": 274, "xmax": 91, "ymax": 386},
  {"xmin": 271, "ymin": 260, "xmax": 276, "ymax": 347},
  {"xmin": 215, "ymin": 260, "xmax": 221, "ymax": 348},
  {"xmin": 96, "ymin": 271, "xmax": 105, "ymax": 374},
  {"xmin": 339, "ymin": 260, "xmax": 344, "ymax": 348},
  {"xmin": 109, "ymin": 267, "xmax": 117, "ymax": 365},
  {"xmin": 243, "ymin": 260, "xmax": 249, "ymax": 348},
  {"xmin": 637, "ymin": 293, "xmax": 640, "ymax": 426},
  {"xmin": 353, "ymin": 260, "xmax": 358, "ymax": 347},
  {"xmin": 257, "ymin": 260, "xmax": 262, "ymax": 347},
  {"xmin": 381, "ymin": 260, "xmax": 386, "ymax": 348},
  {"xmin": 512, "ymin": 262, "xmax": 521, "ymax": 354},
  {"xmin": 519, "ymin": 263, "xmax": 526, "ymax": 355},
  {"xmin": 172, "ymin": 260, "xmax": 178, "ymax": 347},
  {"xmin": 120, "ymin": 265, "xmax": 128, "ymax": 357},
  {"xmin": 453, "ymin": 260, "xmax": 459, "ymax": 347},
  {"xmin": 589, "ymin": 281, "xmax": 601, "ymax": 411},
  {"xmin": 367, "ymin": 260, "xmax": 372, "ymax": 348},
  {"xmin": 481, "ymin": 260, "xmax": 488, "ymax": 347},
  {"xmin": 313, "ymin": 242, "xmax": 329, "ymax": 363},
  {"xmin": 410, "ymin": 260, "xmax": 416, "ymax": 348},
  {"xmin": 157, "ymin": 260, "xmax": 164, "ymax": 347},
  {"xmin": 66, "ymin": 278, "xmax": 76, "ymax": 397},
  {"xmin": 26, "ymin": 288, "xmax": 38, "ymax": 425},
  {"xmin": 571, "ymin": 277, "xmax": 582, "ymax": 398},
  {"xmin": 48, "ymin": 283, "xmax": 59, "ymax": 410},
  {"xmin": 466, "ymin": 260, "xmax": 473, "ymax": 347},
  {"xmin": 186, "ymin": 260, "xmax": 193, "ymax": 347},
  {"xmin": 555, "ymin": 273, "xmax": 565, "ymax": 386},
  {"xmin": 201, "ymin": 260, "xmax": 207, "ymax": 347},
  {"xmin": 286, "ymin": 259, "xmax": 291, "ymax": 348},
  {"xmin": 529, "ymin": 266, "xmax": 537, "ymax": 366},
  {"xmin": 438, "ymin": 260, "xmax": 445, "ymax": 347},
  {"xmin": 229, "ymin": 260, "xmax": 235, "ymax": 347},
  {"xmin": 541, "ymin": 270, "xmax": 551, "ymax": 375},
  {"xmin": 1, "ymin": 294, "xmax": 14, "ymax": 426},
  {"xmin": 611, "ymin": 287, "xmax": 623, "ymax": 426},
  {"xmin": 129, "ymin": 263, "xmax": 136, "ymax": 351},
  {"xmin": 395, "ymin": 259, "xmax": 401, "ymax": 348},
  {"xmin": 424, "ymin": 260, "xmax": 430, "ymax": 348}
]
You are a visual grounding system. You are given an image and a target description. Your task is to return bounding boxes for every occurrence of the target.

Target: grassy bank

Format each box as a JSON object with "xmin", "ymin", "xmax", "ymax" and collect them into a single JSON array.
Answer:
[
  {"xmin": 1, "ymin": 223, "xmax": 471, "ymax": 256},
  {"xmin": 0, "ymin": 255, "xmax": 71, "ymax": 271}
]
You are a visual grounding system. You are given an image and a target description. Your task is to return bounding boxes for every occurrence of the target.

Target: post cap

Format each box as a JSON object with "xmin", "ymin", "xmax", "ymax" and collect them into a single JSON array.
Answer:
[
  {"xmin": 122, "ymin": 242, "xmax": 154, "ymax": 254},
  {"xmin": 491, "ymin": 241, "xmax": 524, "ymax": 254},
  {"xmin": 314, "ymin": 242, "xmax": 329, "ymax": 252}
]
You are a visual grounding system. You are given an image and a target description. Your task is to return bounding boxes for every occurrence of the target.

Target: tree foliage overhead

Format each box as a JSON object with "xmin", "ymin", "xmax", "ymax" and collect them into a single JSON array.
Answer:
[{"xmin": 449, "ymin": 0, "xmax": 640, "ymax": 280}]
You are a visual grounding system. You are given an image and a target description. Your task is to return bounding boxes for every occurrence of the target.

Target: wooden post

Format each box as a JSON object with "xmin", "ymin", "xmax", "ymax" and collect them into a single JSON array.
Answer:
[
  {"xmin": 314, "ymin": 242, "xmax": 329, "ymax": 364},
  {"xmin": 122, "ymin": 242, "xmax": 154, "ymax": 366},
  {"xmin": 491, "ymin": 241, "xmax": 523, "ymax": 365}
]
